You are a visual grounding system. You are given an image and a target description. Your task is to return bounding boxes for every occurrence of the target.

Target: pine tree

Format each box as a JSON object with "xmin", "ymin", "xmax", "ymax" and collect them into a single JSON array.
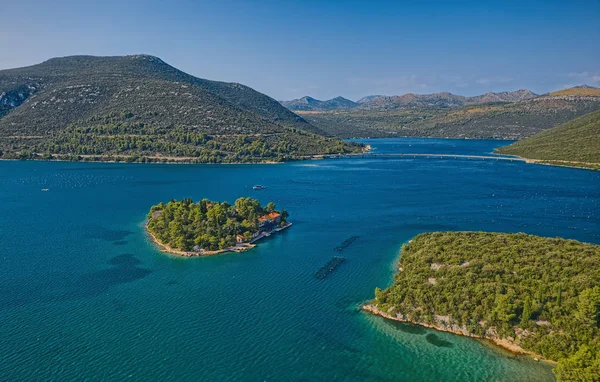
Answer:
[
  {"xmin": 521, "ymin": 296, "xmax": 532, "ymax": 327},
  {"xmin": 537, "ymin": 283, "xmax": 545, "ymax": 303}
]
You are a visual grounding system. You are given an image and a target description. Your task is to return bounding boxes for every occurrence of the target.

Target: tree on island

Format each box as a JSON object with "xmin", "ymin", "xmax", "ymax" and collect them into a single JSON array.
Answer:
[
  {"xmin": 147, "ymin": 197, "xmax": 288, "ymax": 252},
  {"xmin": 265, "ymin": 202, "xmax": 276, "ymax": 213},
  {"xmin": 371, "ymin": 232, "xmax": 600, "ymax": 381}
]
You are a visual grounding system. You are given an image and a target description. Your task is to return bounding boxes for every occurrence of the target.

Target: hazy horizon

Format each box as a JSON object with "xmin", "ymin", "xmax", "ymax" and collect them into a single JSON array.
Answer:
[{"xmin": 2, "ymin": 0, "xmax": 599, "ymax": 100}]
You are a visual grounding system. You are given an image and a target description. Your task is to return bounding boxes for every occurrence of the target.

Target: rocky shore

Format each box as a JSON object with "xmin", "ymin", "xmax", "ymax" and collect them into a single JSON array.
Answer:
[
  {"xmin": 362, "ymin": 304, "xmax": 554, "ymax": 363},
  {"xmin": 146, "ymin": 222, "xmax": 257, "ymax": 257},
  {"xmin": 146, "ymin": 221, "xmax": 291, "ymax": 257}
]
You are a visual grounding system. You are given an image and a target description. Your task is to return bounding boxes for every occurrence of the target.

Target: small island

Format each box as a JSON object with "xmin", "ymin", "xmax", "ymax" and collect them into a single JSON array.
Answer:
[
  {"xmin": 146, "ymin": 197, "xmax": 291, "ymax": 256},
  {"xmin": 366, "ymin": 232, "xmax": 600, "ymax": 381}
]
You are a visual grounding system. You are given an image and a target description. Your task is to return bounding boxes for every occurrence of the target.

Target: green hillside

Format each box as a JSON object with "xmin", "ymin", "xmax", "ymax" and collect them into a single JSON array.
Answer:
[
  {"xmin": 496, "ymin": 109, "xmax": 600, "ymax": 169},
  {"xmin": 0, "ymin": 55, "xmax": 361, "ymax": 163},
  {"xmin": 302, "ymin": 97, "xmax": 600, "ymax": 139},
  {"xmin": 370, "ymin": 232, "xmax": 600, "ymax": 381}
]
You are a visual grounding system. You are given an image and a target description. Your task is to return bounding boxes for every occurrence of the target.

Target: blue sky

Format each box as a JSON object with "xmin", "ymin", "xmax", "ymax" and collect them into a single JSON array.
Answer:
[{"xmin": 1, "ymin": 0, "xmax": 599, "ymax": 100}]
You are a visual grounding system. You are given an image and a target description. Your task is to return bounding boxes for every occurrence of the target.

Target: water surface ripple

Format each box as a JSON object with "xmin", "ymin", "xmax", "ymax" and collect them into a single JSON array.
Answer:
[{"xmin": 1, "ymin": 139, "xmax": 598, "ymax": 381}]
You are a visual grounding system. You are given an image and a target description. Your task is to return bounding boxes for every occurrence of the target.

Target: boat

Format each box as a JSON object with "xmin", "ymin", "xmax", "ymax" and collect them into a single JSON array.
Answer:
[
  {"xmin": 253, "ymin": 185, "xmax": 266, "ymax": 190},
  {"xmin": 41, "ymin": 189, "xmax": 49, "ymax": 192}
]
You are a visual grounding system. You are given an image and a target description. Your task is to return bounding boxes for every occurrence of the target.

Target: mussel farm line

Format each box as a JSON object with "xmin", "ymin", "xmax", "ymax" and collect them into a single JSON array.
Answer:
[
  {"xmin": 315, "ymin": 256, "xmax": 346, "ymax": 279},
  {"xmin": 334, "ymin": 236, "xmax": 359, "ymax": 252}
]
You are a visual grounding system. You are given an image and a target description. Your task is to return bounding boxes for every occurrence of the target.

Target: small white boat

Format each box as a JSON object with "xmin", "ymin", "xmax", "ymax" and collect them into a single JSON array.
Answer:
[
  {"xmin": 41, "ymin": 189, "xmax": 49, "ymax": 192},
  {"xmin": 253, "ymin": 185, "xmax": 266, "ymax": 190}
]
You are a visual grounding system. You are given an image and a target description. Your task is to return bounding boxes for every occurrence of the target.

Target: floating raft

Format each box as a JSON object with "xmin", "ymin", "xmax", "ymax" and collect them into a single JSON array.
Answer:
[
  {"xmin": 315, "ymin": 256, "xmax": 345, "ymax": 279},
  {"xmin": 334, "ymin": 236, "xmax": 359, "ymax": 252}
]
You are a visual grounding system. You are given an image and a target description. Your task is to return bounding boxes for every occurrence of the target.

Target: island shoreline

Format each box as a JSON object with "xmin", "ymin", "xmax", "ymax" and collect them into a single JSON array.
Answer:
[
  {"xmin": 362, "ymin": 304, "xmax": 555, "ymax": 365},
  {"xmin": 145, "ymin": 220, "xmax": 292, "ymax": 257}
]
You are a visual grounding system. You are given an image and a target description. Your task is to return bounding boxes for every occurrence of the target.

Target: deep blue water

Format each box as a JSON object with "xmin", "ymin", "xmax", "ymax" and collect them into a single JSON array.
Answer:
[
  {"xmin": 1, "ymin": 138, "xmax": 598, "ymax": 381},
  {"xmin": 354, "ymin": 137, "xmax": 518, "ymax": 156}
]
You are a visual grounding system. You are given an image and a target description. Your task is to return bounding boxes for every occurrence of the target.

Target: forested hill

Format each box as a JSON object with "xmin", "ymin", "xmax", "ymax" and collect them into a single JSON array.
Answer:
[
  {"xmin": 496, "ymin": 109, "xmax": 600, "ymax": 169},
  {"xmin": 0, "ymin": 55, "xmax": 313, "ymax": 133},
  {"xmin": 370, "ymin": 232, "xmax": 600, "ymax": 381},
  {"xmin": 0, "ymin": 55, "xmax": 362, "ymax": 163}
]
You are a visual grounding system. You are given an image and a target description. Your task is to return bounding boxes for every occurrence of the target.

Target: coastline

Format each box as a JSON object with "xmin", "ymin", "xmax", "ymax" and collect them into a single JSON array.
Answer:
[
  {"xmin": 146, "ymin": 222, "xmax": 220, "ymax": 257},
  {"xmin": 0, "ymin": 143, "xmax": 371, "ymax": 165},
  {"xmin": 0, "ymin": 154, "xmax": 355, "ymax": 165},
  {"xmin": 362, "ymin": 304, "xmax": 555, "ymax": 364},
  {"xmin": 5, "ymin": 141, "xmax": 597, "ymax": 171},
  {"xmin": 492, "ymin": 150, "xmax": 599, "ymax": 171},
  {"xmin": 0, "ymin": 156, "xmax": 284, "ymax": 165},
  {"xmin": 146, "ymin": 221, "xmax": 292, "ymax": 257},
  {"xmin": 523, "ymin": 158, "xmax": 599, "ymax": 171}
]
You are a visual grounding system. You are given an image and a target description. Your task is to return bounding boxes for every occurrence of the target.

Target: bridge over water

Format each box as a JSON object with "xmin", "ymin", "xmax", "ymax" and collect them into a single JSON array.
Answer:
[{"xmin": 319, "ymin": 153, "xmax": 526, "ymax": 162}]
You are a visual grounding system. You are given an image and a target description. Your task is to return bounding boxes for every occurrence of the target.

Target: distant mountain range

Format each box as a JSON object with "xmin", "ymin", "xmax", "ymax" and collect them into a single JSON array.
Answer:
[
  {"xmin": 0, "ymin": 55, "xmax": 362, "ymax": 162},
  {"xmin": 357, "ymin": 89, "xmax": 540, "ymax": 110},
  {"xmin": 356, "ymin": 95, "xmax": 385, "ymax": 104},
  {"xmin": 281, "ymin": 89, "xmax": 540, "ymax": 111},
  {"xmin": 282, "ymin": 86, "xmax": 600, "ymax": 112},
  {"xmin": 298, "ymin": 85, "xmax": 600, "ymax": 140},
  {"xmin": 280, "ymin": 96, "xmax": 357, "ymax": 111}
]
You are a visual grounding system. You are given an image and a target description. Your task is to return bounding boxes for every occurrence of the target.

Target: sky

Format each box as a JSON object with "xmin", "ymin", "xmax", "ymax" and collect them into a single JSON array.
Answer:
[{"xmin": 1, "ymin": 0, "xmax": 599, "ymax": 101}]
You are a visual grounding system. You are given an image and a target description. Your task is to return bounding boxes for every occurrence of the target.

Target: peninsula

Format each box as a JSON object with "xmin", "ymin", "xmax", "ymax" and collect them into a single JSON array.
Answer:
[
  {"xmin": 365, "ymin": 232, "xmax": 600, "ymax": 381},
  {"xmin": 496, "ymin": 109, "xmax": 600, "ymax": 170},
  {"xmin": 146, "ymin": 197, "xmax": 290, "ymax": 256}
]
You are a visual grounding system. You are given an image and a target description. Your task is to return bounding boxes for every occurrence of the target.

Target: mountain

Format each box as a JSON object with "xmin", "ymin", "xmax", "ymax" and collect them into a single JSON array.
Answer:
[
  {"xmin": 357, "ymin": 92, "xmax": 466, "ymax": 110},
  {"xmin": 496, "ymin": 109, "xmax": 600, "ymax": 169},
  {"xmin": 323, "ymin": 96, "xmax": 359, "ymax": 109},
  {"xmin": 300, "ymin": 88, "xmax": 600, "ymax": 139},
  {"xmin": 282, "ymin": 89, "xmax": 541, "ymax": 112},
  {"xmin": 357, "ymin": 95, "xmax": 384, "ymax": 104},
  {"xmin": 357, "ymin": 90, "xmax": 539, "ymax": 111},
  {"xmin": 0, "ymin": 55, "xmax": 362, "ymax": 163},
  {"xmin": 465, "ymin": 89, "xmax": 538, "ymax": 104},
  {"xmin": 283, "ymin": 90, "xmax": 539, "ymax": 112},
  {"xmin": 0, "ymin": 55, "xmax": 315, "ymax": 133},
  {"xmin": 548, "ymin": 85, "xmax": 600, "ymax": 97},
  {"xmin": 280, "ymin": 96, "xmax": 357, "ymax": 111}
]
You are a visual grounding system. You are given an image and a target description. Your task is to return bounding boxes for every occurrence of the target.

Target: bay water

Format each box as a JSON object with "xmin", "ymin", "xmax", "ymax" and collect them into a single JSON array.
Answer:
[{"xmin": 1, "ymin": 138, "xmax": 598, "ymax": 381}]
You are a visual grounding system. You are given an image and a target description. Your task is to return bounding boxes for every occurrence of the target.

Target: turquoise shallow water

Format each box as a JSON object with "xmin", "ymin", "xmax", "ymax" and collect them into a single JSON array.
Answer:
[{"xmin": 1, "ymin": 138, "xmax": 598, "ymax": 381}]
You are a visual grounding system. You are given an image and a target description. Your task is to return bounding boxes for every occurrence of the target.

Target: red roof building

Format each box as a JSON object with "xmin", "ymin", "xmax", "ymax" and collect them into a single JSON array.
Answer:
[{"xmin": 258, "ymin": 212, "xmax": 281, "ymax": 227}]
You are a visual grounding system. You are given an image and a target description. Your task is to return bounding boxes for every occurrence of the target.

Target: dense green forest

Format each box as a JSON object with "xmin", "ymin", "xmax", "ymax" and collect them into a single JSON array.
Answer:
[
  {"xmin": 147, "ymin": 198, "xmax": 288, "ymax": 251},
  {"xmin": 372, "ymin": 232, "xmax": 600, "ymax": 381},
  {"xmin": 496, "ymin": 109, "xmax": 600, "ymax": 169},
  {"xmin": 0, "ymin": 55, "xmax": 362, "ymax": 162},
  {"xmin": 0, "ymin": 111, "xmax": 361, "ymax": 163}
]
